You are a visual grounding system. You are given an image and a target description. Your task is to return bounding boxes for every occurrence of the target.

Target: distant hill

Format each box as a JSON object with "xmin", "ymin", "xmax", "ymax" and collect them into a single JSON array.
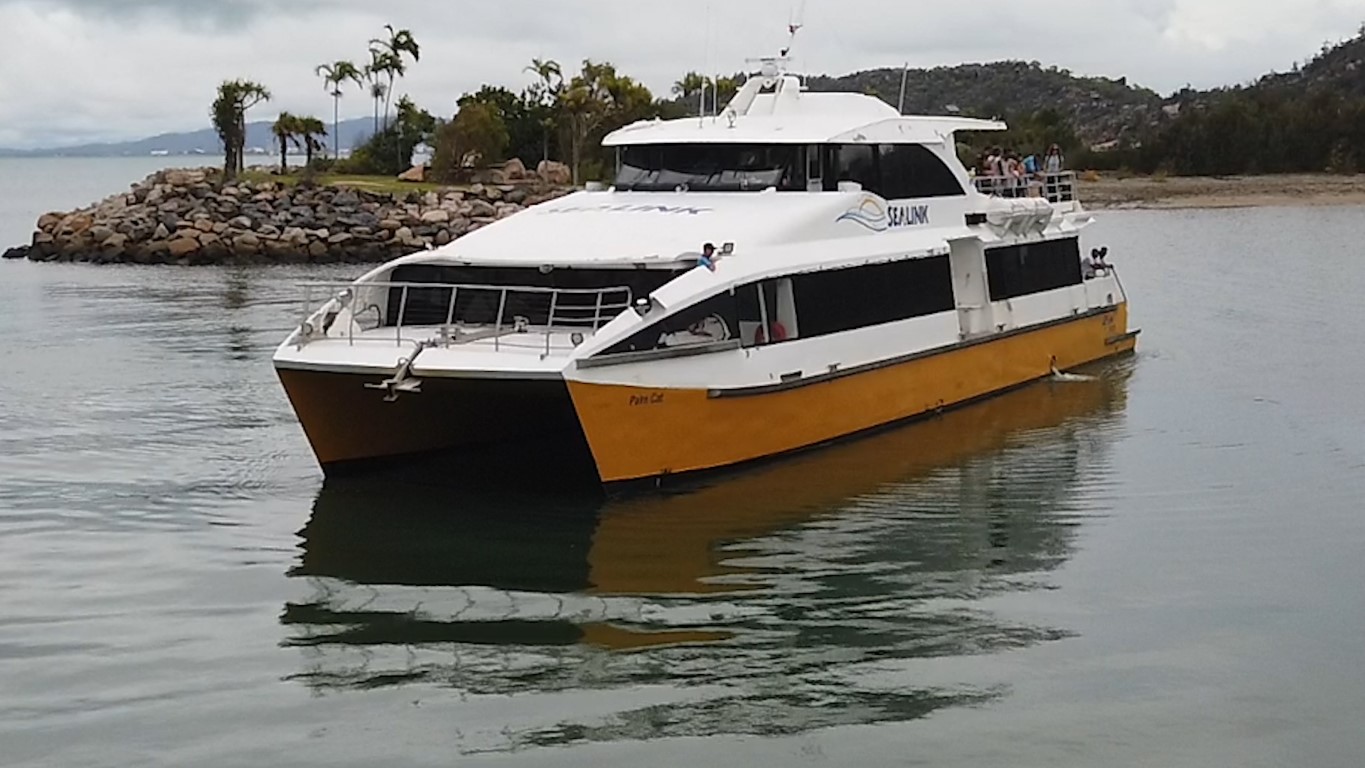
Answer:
[
  {"xmin": 0, "ymin": 117, "xmax": 378, "ymax": 158},
  {"xmin": 806, "ymin": 61, "xmax": 1164, "ymax": 145}
]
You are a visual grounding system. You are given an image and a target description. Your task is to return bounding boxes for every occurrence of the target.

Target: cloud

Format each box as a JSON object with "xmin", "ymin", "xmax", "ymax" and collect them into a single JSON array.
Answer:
[{"xmin": 1, "ymin": 0, "xmax": 1364, "ymax": 148}]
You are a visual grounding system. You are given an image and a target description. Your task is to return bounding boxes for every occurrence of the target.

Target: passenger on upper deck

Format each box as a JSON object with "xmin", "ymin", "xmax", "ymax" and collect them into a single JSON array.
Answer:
[{"xmin": 1044, "ymin": 145, "xmax": 1065, "ymax": 174}]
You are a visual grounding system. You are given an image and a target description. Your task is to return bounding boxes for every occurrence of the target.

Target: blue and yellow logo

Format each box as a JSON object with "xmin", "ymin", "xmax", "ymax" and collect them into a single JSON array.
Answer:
[{"xmin": 835, "ymin": 197, "xmax": 889, "ymax": 232}]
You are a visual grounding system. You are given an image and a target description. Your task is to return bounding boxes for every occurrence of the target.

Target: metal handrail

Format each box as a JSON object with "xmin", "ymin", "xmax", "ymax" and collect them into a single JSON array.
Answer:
[
  {"xmin": 973, "ymin": 171, "xmax": 1077, "ymax": 204},
  {"xmin": 297, "ymin": 280, "xmax": 634, "ymax": 353}
]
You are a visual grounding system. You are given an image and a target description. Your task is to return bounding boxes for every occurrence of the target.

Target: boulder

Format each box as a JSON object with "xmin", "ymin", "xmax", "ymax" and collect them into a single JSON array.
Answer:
[
  {"xmin": 420, "ymin": 209, "xmax": 450, "ymax": 224},
  {"xmin": 37, "ymin": 212, "xmax": 62, "ymax": 231},
  {"xmin": 88, "ymin": 225, "xmax": 116, "ymax": 244},
  {"xmin": 2, "ymin": 245, "xmax": 29, "ymax": 260},
  {"xmin": 327, "ymin": 232, "xmax": 354, "ymax": 245},
  {"xmin": 502, "ymin": 158, "xmax": 528, "ymax": 181},
  {"xmin": 228, "ymin": 216, "xmax": 253, "ymax": 230},
  {"xmin": 193, "ymin": 218, "xmax": 215, "ymax": 233},
  {"xmin": 537, "ymin": 160, "xmax": 572, "ymax": 185},
  {"xmin": 398, "ymin": 164, "xmax": 427, "ymax": 183},
  {"xmin": 307, "ymin": 240, "xmax": 328, "ymax": 259},
  {"xmin": 434, "ymin": 229, "xmax": 451, "ymax": 246},
  {"xmin": 378, "ymin": 219, "xmax": 403, "ymax": 231},
  {"xmin": 467, "ymin": 200, "xmax": 496, "ymax": 218},
  {"xmin": 234, "ymin": 233, "xmax": 261, "ymax": 252},
  {"xmin": 167, "ymin": 237, "xmax": 200, "ymax": 258},
  {"xmin": 153, "ymin": 223, "xmax": 171, "ymax": 240}
]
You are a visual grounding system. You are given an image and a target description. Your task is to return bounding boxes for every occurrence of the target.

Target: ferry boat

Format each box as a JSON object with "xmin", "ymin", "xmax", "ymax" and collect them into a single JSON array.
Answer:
[{"xmin": 273, "ymin": 56, "xmax": 1138, "ymax": 486}]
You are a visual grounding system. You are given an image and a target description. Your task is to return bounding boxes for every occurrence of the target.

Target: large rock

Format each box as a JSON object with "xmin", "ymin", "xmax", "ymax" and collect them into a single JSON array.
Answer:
[
  {"xmin": 2, "ymin": 245, "xmax": 29, "ymax": 260},
  {"xmin": 167, "ymin": 237, "xmax": 200, "ymax": 258},
  {"xmin": 537, "ymin": 160, "xmax": 572, "ymax": 185},
  {"xmin": 502, "ymin": 158, "xmax": 528, "ymax": 181},
  {"xmin": 420, "ymin": 209, "xmax": 450, "ymax": 224},
  {"xmin": 397, "ymin": 164, "xmax": 427, "ymax": 183}
]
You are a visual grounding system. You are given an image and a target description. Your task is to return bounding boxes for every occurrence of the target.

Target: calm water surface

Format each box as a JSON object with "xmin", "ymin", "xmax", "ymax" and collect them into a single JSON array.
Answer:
[{"xmin": 2, "ymin": 159, "xmax": 1365, "ymax": 766}]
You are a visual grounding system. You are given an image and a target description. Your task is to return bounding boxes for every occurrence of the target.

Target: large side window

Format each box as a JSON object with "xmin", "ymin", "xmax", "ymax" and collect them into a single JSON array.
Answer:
[
  {"xmin": 599, "ymin": 291, "xmax": 739, "ymax": 356},
  {"xmin": 879, "ymin": 144, "xmax": 965, "ymax": 199},
  {"xmin": 824, "ymin": 144, "xmax": 879, "ymax": 194},
  {"xmin": 985, "ymin": 238, "xmax": 1083, "ymax": 301},
  {"xmin": 789, "ymin": 257, "xmax": 954, "ymax": 338}
]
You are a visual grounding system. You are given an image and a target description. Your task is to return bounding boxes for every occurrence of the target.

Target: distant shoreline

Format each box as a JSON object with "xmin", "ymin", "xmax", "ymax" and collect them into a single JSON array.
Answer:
[{"xmin": 1079, "ymin": 174, "xmax": 1365, "ymax": 210}]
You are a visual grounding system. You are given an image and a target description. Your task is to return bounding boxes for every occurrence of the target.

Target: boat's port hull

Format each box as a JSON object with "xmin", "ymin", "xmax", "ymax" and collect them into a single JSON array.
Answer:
[
  {"xmin": 277, "ymin": 304, "xmax": 1134, "ymax": 486},
  {"xmin": 569, "ymin": 304, "xmax": 1134, "ymax": 483},
  {"xmin": 275, "ymin": 369, "xmax": 600, "ymax": 483}
]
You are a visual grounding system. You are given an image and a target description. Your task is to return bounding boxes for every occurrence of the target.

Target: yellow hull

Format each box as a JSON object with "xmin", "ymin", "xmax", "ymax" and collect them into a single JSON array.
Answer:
[{"xmin": 568, "ymin": 305, "xmax": 1135, "ymax": 483}]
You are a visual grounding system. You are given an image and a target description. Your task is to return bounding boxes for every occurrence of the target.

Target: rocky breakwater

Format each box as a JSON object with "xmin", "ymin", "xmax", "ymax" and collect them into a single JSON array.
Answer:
[{"xmin": 8, "ymin": 167, "xmax": 573, "ymax": 265}]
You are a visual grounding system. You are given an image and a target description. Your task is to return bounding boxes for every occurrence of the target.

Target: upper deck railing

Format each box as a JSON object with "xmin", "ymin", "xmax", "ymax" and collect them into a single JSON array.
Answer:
[
  {"xmin": 972, "ymin": 171, "xmax": 1077, "ymax": 204},
  {"xmin": 297, "ymin": 280, "xmax": 634, "ymax": 356}
]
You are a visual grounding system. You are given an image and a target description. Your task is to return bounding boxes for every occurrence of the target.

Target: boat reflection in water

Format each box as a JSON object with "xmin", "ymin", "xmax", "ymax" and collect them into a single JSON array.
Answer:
[{"xmin": 284, "ymin": 361, "xmax": 1131, "ymax": 746}]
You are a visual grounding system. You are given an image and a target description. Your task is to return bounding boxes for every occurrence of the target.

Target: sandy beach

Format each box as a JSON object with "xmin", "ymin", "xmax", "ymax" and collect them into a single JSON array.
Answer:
[{"xmin": 1078, "ymin": 173, "xmax": 1365, "ymax": 209}]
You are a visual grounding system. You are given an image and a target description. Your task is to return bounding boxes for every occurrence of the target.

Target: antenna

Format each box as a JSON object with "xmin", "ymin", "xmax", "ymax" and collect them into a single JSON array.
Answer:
[
  {"xmin": 898, "ymin": 62, "xmax": 909, "ymax": 114},
  {"xmin": 780, "ymin": 0, "xmax": 807, "ymax": 59}
]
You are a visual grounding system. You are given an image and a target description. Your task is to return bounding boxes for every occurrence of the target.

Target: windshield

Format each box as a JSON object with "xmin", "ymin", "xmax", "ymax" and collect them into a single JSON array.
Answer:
[{"xmin": 615, "ymin": 144, "xmax": 805, "ymax": 192}]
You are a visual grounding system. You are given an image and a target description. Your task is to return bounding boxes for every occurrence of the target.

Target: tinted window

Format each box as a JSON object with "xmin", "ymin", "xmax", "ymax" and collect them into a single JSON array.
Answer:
[
  {"xmin": 616, "ymin": 144, "xmax": 805, "ymax": 192},
  {"xmin": 825, "ymin": 144, "xmax": 878, "ymax": 192},
  {"xmin": 879, "ymin": 144, "xmax": 964, "ymax": 199},
  {"xmin": 600, "ymin": 290, "xmax": 739, "ymax": 356},
  {"xmin": 790, "ymin": 257, "xmax": 954, "ymax": 338},
  {"xmin": 985, "ymin": 238, "xmax": 1083, "ymax": 301},
  {"xmin": 385, "ymin": 265, "xmax": 678, "ymax": 327}
]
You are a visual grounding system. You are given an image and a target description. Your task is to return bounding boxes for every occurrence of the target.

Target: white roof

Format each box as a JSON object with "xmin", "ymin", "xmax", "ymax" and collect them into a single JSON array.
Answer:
[
  {"xmin": 603, "ymin": 77, "xmax": 1005, "ymax": 147},
  {"xmin": 405, "ymin": 189, "xmax": 876, "ymax": 267}
]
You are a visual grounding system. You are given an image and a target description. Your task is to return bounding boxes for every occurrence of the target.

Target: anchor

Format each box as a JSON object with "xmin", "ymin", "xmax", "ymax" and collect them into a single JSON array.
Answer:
[{"xmin": 365, "ymin": 341, "xmax": 434, "ymax": 402}]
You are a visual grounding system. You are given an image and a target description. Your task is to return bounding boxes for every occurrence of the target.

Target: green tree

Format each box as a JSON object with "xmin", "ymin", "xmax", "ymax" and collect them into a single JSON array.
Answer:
[
  {"xmin": 337, "ymin": 95, "xmax": 436, "ymax": 176},
  {"xmin": 430, "ymin": 102, "xmax": 510, "ymax": 183},
  {"xmin": 458, "ymin": 85, "xmax": 544, "ymax": 167},
  {"xmin": 673, "ymin": 71, "xmax": 709, "ymax": 114},
  {"xmin": 560, "ymin": 60, "xmax": 660, "ymax": 183},
  {"xmin": 315, "ymin": 60, "xmax": 363, "ymax": 158},
  {"xmin": 369, "ymin": 25, "xmax": 421, "ymax": 131},
  {"xmin": 272, "ymin": 112, "xmax": 299, "ymax": 174},
  {"xmin": 295, "ymin": 116, "xmax": 328, "ymax": 168},
  {"xmin": 211, "ymin": 79, "xmax": 271, "ymax": 180},
  {"xmin": 524, "ymin": 57, "xmax": 564, "ymax": 164}
]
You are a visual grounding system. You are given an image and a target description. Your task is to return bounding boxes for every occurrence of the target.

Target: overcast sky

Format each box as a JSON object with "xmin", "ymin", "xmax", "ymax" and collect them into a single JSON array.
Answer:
[{"xmin": 2, "ymin": 0, "xmax": 1364, "ymax": 149}]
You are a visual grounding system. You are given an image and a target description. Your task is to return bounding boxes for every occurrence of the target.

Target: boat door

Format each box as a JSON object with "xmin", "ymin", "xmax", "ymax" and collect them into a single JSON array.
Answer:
[{"xmin": 947, "ymin": 236, "xmax": 995, "ymax": 338}]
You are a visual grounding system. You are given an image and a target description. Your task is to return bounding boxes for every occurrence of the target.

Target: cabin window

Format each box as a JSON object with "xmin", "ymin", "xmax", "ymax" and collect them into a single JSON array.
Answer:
[
  {"xmin": 615, "ymin": 144, "xmax": 806, "ymax": 192},
  {"xmin": 599, "ymin": 290, "xmax": 740, "ymax": 356},
  {"xmin": 984, "ymin": 238, "xmax": 1083, "ymax": 301},
  {"xmin": 736, "ymin": 278, "xmax": 800, "ymax": 346},
  {"xmin": 878, "ymin": 144, "xmax": 964, "ymax": 199},
  {"xmin": 789, "ymin": 257, "xmax": 955, "ymax": 337},
  {"xmin": 824, "ymin": 144, "xmax": 878, "ymax": 192},
  {"xmin": 822, "ymin": 144, "xmax": 963, "ymax": 198},
  {"xmin": 382, "ymin": 265, "xmax": 679, "ymax": 328}
]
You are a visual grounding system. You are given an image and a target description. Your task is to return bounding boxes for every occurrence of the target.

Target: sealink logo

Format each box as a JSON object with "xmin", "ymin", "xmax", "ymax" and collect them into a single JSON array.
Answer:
[
  {"xmin": 888, "ymin": 204, "xmax": 930, "ymax": 228},
  {"xmin": 836, "ymin": 198, "xmax": 931, "ymax": 231},
  {"xmin": 836, "ymin": 197, "xmax": 889, "ymax": 232}
]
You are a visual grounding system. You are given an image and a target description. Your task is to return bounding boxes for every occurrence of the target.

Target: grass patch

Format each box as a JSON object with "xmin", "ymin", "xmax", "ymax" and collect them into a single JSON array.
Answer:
[{"xmin": 238, "ymin": 170, "xmax": 448, "ymax": 195}]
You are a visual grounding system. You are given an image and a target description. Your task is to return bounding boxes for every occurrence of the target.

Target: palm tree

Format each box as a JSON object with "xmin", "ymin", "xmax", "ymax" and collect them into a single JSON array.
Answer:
[
  {"xmin": 363, "ymin": 49, "xmax": 389, "ymax": 136},
  {"xmin": 315, "ymin": 60, "xmax": 363, "ymax": 157},
  {"xmin": 295, "ymin": 116, "xmax": 328, "ymax": 168},
  {"xmin": 369, "ymin": 80, "xmax": 389, "ymax": 137},
  {"xmin": 272, "ymin": 112, "xmax": 299, "ymax": 174},
  {"xmin": 211, "ymin": 79, "xmax": 272, "ymax": 180},
  {"xmin": 673, "ymin": 71, "xmax": 710, "ymax": 113},
  {"xmin": 369, "ymin": 26, "xmax": 420, "ymax": 131},
  {"xmin": 525, "ymin": 58, "xmax": 563, "ymax": 164}
]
